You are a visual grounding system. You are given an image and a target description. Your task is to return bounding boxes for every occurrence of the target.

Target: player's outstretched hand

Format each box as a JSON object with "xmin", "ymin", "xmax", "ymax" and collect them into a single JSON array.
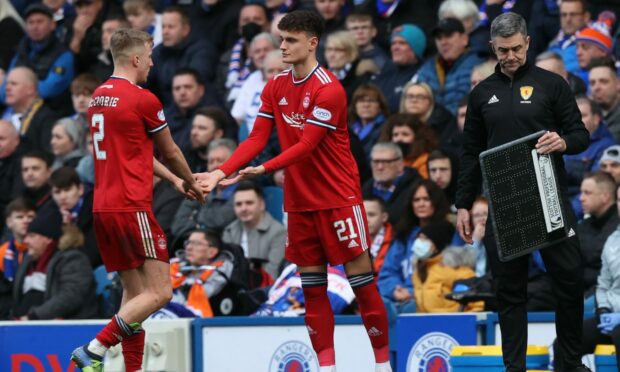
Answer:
[
  {"xmin": 172, "ymin": 177, "xmax": 199, "ymax": 201},
  {"xmin": 194, "ymin": 170, "xmax": 226, "ymax": 193},
  {"xmin": 219, "ymin": 165, "xmax": 266, "ymax": 186},
  {"xmin": 183, "ymin": 180, "xmax": 206, "ymax": 205}
]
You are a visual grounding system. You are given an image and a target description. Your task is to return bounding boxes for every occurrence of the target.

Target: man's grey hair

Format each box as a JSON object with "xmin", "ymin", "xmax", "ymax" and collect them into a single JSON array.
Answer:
[
  {"xmin": 535, "ymin": 51, "xmax": 563, "ymax": 64},
  {"xmin": 371, "ymin": 141, "xmax": 403, "ymax": 159},
  {"xmin": 251, "ymin": 32, "xmax": 279, "ymax": 50},
  {"xmin": 208, "ymin": 138, "xmax": 237, "ymax": 154},
  {"xmin": 490, "ymin": 12, "xmax": 527, "ymax": 39},
  {"xmin": 438, "ymin": 0, "xmax": 480, "ymax": 29}
]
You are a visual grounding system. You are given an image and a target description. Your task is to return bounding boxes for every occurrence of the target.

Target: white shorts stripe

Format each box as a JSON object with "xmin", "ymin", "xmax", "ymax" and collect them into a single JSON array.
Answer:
[
  {"xmin": 141, "ymin": 212, "xmax": 156, "ymax": 257},
  {"xmin": 138, "ymin": 212, "xmax": 155, "ymax": 257},
  {"xmin": 353, "ymin": 205, "xmax": 368, "ymax": 251},
  {"xmin": 136, "ymin": 212, "xmax": 151, "ymax": 258}
]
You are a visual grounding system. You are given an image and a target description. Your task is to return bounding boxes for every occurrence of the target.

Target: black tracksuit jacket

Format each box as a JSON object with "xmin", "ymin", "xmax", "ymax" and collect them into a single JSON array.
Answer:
[{"xmin": 455, "ymin": 60, "xmax": 590, "ymax": 210}]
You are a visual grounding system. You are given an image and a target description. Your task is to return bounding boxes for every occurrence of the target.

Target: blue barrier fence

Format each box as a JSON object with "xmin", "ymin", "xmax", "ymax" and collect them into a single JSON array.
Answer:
[{"xmin": 1, "ymin": 312, "xmax": 595, "ymax": 371}]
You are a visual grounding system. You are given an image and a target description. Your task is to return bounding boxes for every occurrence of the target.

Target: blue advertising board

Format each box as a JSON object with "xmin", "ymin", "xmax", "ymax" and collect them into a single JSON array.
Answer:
[
  {"xmin": 396, "ymin": 314, "xmax": 477, "ymax": 372},
  {"xmin": 0, "ymin": 321, "xmax": 105, "ymax": 372}
]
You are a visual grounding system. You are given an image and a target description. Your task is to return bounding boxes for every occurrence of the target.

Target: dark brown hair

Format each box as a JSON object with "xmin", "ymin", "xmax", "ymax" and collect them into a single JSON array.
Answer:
[
  {"xmin": 278, "ymin": 10, "xmax": 324, "ymax": 40},
  {"xmin": 50, "ymin": 167, "xmax": 81, "ymax": 189},
  {"xmin": 348, "ymin": 83, "xmax": 390, "ymax": 125},
  {"xmin": 379, "ymin": 113, "xmax": 439, "ymax": 161},
  {"xmin": 394, "ymin": 179, "xmax": 450, "ymax": 241}
]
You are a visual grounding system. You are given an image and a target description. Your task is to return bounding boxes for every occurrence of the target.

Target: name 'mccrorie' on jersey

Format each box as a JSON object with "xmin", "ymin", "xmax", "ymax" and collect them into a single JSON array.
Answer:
[{"xmin": 88, "ymin": 77, "xmax": 167, "ymax": 212}]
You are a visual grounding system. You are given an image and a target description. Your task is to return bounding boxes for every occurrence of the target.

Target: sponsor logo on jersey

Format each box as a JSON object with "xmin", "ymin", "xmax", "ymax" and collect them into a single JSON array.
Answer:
[
  {"xmin": 269, "ymin": 341, "xmax": 317, "ymax": 372},
  {"xmin": 279, "ymin": 97, "xmax": 288, "ymax": 105},
  {"xmin": 488, "ymin": 95, "xmax": 499, "ymax": 104},
  {"xmin": 157, "ymin": 109, "xmax": 166, "ymax": 121},
  {"xmin": 406, "ymin": 332, "xmax": 458, "ymax": 372},
  {"xmin": 312, "ymin": 106, "xmax": 332, "ymax": 122},
  {"xmin": 282, "ymin": 112, "xmax": 306, "ymax": 129},
  {"xmin": 520, "ymin": 86, "xmax": 533, "ymax": 101}
]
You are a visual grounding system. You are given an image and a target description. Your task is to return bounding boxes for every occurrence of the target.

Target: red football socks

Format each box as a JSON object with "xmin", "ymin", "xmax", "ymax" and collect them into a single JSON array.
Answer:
[
  {"xmin": 349, "ymin": 273, "xmax": 390, "ymax": 363},
  {"xmin": 122, "ymin": 330, "xmax": 145, "ymax": 372},
  {"xmin": 301, "ymin": 272, "xmax": 336, "ymax": 366},
  {"xmin": 96, "ymin": 315, "xmax": 135, "ymax": 348}
]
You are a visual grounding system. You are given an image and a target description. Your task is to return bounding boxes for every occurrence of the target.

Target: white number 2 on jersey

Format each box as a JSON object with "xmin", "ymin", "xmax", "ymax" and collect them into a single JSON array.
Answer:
[
  {"xmin": 333, "ymin": 218, "xmax": 358, "ymax": 241},
  {"xmin": 91, "ymin": 113, "xmax": 107, "ymax": 160}
]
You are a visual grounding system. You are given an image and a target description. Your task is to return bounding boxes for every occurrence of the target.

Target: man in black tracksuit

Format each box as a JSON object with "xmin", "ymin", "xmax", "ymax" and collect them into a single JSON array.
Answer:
[{"xmin": 455, "ymin": 13, "xmax": 591, "ymax": 372}]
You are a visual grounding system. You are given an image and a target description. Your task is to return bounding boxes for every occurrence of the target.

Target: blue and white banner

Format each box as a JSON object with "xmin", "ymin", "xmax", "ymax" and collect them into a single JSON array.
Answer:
[
  {"xmin": 396, "ymin": 314, "xmax": 478, "ymax": 371},
  {"xmin": 0, "ymin": 321, "xmax": 106, "ymax": 372}
]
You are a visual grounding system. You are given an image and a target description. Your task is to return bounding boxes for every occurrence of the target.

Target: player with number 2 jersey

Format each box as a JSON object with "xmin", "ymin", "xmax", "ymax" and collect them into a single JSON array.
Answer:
[{"xmin": 71, "ymin": 29, "xmax": 203, "ymax": 372}]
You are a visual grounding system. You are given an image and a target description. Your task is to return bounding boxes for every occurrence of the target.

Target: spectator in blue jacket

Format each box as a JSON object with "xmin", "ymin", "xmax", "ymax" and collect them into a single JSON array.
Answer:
[
  {"xmin": 371, "ymin": 24, "xmax": 426, "ymax": 113},
  {"xmin": 565, "ymin": 96, "xmax": 617, "ymax": 218},
  {"xmin": 547, "ymin": 0, "xmax": 590, "ymax": 80},
  {"xmin": 148, "ymin": 6, "xmax": 217, "ymax": 104},
  {"xmin": 414, "ymin": 18, "xmax": 484, "ymax": 114},
  {"xmin": 378, "ymin": 179, "xmax": 451, "ymax": 315},
  {"xmin": 574, "ymin": 13, "xmax": 615, "ymax": 87},
  {"xmin": 0, "ymin": 4, "xmax": 74, "ymax": 108}
]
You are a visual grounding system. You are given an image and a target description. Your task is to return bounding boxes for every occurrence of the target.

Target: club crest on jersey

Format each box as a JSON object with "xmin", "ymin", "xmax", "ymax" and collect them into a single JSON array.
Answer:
[
  {"xmin": 303, "ymin": 92, "xmax": 311, "ymax": 109},
  {"xmin": 157, "ymin": 235, "xmax": 167, "ymax": 251},
  {"xmin": 520, "ymin": 86, "xmax": 533, "ymax": 101},
  {"xmin": 312, "ymin": 106, "xmax": 332, "ymax": 122},
  {"xmin": 157, "ymin": 109, "xmax": 166, "ymax": 121}
]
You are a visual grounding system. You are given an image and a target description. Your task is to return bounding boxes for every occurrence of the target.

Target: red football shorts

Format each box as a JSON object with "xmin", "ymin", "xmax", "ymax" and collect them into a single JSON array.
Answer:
[
  {"xmin": 94, "ymin": 211, "xmax": 169, "ymax": 272},
  {"xmin": 286, "ymin": 204, "xmax": 370, "ymax": 266}
]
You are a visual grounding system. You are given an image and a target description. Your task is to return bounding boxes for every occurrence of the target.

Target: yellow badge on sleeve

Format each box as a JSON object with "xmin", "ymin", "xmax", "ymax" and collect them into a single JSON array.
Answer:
[{"xmin": 54, "ymin": 66, "xmax": 65, "ymax": 75}]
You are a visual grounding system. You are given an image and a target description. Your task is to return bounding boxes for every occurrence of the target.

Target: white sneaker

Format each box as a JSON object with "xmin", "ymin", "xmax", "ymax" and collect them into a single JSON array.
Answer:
[
  {"xmin": 375, "ymin": 361, "xmax": 392, "ymax": 372},
  {"xmin": 319, "ymin": 366, "xmax": 336, "ymax": 372}
]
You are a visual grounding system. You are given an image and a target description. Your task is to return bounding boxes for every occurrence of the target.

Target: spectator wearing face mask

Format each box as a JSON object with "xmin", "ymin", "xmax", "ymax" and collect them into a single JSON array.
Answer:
[
  {"xmin": 378, "ymin": 113, "xmax": 439, "ymax": 179},
  {"xmin": 412, "ymin": 220, "xmax": 482, "ymax": 313}
]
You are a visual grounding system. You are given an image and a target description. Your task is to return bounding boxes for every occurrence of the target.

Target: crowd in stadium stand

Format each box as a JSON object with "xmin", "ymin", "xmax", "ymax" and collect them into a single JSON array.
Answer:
[{"xmin": 1, "ymin": 0, "xmax": 620, "ymax": 335}]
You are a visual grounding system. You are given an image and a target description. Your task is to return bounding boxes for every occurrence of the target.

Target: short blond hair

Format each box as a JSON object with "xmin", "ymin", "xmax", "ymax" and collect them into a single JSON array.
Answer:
[
  {"xmin": 110, "ymin": 29, "xmax": 153, "ymax": 65},
  {"xmin": 123, "ymin": 0, "xmax": 155, "ymax": 15},
  {"xmin": 326, "ymin": 30, "xmax": 359, "ymax": 63}
]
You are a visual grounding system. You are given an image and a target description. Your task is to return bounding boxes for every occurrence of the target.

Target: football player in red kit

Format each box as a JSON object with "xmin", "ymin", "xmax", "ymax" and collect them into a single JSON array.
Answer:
[
  {"xmin": 196, "ymin": 10, "xmax": 391, "ymax": 372},
  {"xmin": 70, "ymin": 29, "xmax": 203, "ymax": 372}
]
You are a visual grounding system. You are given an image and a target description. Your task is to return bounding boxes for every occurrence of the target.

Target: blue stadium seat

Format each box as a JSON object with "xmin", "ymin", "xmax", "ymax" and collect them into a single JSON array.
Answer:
[
  {"xmin": 94, "ymin": 265, "xmax": 111, "ymax": 297},
  {"xmin": 263, "ymin": 186, "xmax": 284, "ymax": 223},
  {"xmin": 238, "ymin": 121, "xmax": 250, "ymax": 142}
]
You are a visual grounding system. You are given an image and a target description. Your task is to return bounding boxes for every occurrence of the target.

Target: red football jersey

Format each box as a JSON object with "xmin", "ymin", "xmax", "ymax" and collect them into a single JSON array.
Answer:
[
  {"xmin": 88, "ymin": 77, "xmax": 167, "ymax": 212},
  {"xmin": 221, "ymin": 64, "xmax": 362, "ymax": 212}
]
